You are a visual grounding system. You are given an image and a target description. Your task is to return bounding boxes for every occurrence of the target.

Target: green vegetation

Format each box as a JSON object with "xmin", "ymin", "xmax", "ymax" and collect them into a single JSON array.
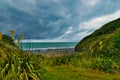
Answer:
[
  {"xmin": 0, "ymin": 35, "xmax": 42, "ymax": 80},
  {"xmin": 1, "ymin": 18, "xmax": 120, "ymax": 80},
  {"xmin": 75, "ymin": 18, "xmax": 120, "ymax": 57},
  {"xmin": 44, "ymin": 66, "xmax": 120, "ymax": 80}
]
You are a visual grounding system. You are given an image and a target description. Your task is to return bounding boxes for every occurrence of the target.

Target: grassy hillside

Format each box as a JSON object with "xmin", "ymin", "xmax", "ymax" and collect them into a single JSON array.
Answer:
[
  {"xmin": 0, "ymin": 35, "xmax": 20, "ymax": 59},
  {"xmin": 0, "ymin": 35, "xmax": 43, "ymax": 80},
  {"xmin": 75, "ymin": 18, "xmax": 120, "ymax": 57}
]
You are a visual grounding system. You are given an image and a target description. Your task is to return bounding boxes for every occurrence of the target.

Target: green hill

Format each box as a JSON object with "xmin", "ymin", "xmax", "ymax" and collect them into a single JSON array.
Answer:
[
  {"xmin": 0, "ymin": 35, "xmax": 22, "ymax": 59},
  {"xmin": 0, "ymin": 35, "xmax": 42, "ymax": 80},
  {"xmin": 75, "ymin": 18, "xmax": 120, "ymax": 57}
]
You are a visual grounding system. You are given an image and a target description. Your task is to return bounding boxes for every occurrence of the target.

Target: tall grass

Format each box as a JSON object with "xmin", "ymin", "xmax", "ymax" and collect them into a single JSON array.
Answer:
[
  {"xmin": 42, "ymin": 52, "xmax": 120, "ymax": 73},
  {"xmin": 0, "ymin": 31, "xmax": 43, "ymax": 80},
  {"xmin": 0, "ymin": 50, "xmax": 43, "ymax": 80}
]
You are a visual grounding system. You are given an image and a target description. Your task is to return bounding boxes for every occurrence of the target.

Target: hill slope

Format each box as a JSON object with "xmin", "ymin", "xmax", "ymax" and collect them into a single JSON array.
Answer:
[
  {"xmin": 75, "ymin": 18, "xmax": 120, "ymax": 57},
  {"xmin": 0, "ymin": 35, "xmax": 43, "ymax": 80},
  {"xmin": 0, "ymin": 35, "xmax": 22, "ymax": 60}
]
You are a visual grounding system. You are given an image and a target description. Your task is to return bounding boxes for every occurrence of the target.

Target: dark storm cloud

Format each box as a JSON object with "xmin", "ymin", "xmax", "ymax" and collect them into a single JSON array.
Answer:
[{"xmin": 0, "ymin": 0, "xmax": 120, "ymax": 41}]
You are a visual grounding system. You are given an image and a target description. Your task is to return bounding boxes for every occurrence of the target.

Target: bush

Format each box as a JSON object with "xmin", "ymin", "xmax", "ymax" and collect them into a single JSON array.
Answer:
[{"xmin": 0, "ymin": 52, "xmax": 43, "ymax": 80}]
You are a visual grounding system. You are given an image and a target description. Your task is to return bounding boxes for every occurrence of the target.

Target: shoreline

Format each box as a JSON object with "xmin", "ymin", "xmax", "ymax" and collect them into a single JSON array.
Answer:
[{"xmin": 24, "ymin": 47, "xmax": 75, "ymax": 54}]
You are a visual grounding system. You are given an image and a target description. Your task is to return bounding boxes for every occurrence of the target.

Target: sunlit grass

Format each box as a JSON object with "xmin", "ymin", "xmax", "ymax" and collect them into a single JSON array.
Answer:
[{"xmin": 44, "ymin": 65, "xmax": 120, "ymax": 80}]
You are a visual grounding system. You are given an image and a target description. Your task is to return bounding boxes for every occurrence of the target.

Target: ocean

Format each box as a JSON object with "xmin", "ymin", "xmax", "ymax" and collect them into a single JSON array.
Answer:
[{"xmin": 18, "ymin": 42, "xmax": 78, "ymax": 50}]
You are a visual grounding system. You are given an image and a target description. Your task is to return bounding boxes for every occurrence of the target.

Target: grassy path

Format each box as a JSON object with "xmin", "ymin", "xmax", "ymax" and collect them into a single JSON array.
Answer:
[{"xmin": 44, "ymin": 65, "xmax": 120, "ymax": 80}]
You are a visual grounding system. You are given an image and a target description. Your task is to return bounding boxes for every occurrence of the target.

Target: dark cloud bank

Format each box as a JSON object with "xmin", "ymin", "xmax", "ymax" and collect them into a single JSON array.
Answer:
[{"xmin": 0, "ymin": 0, "xmax": 120, "ymax": 41}]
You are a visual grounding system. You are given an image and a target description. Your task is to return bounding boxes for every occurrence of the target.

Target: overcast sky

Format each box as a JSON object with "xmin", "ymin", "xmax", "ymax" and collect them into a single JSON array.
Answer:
[{"xmin": 0, "ymin": 0, "xmax": 120, "ymax": 41}]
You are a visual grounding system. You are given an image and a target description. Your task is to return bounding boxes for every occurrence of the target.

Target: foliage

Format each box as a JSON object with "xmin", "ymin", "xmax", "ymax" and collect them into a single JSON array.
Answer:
[
  {"xmin": 43, "ymin": 52, "xmax": 120, "ymax": 73},
  {"xmin": 8, "ymin": 30, "xmax": 15, "ymax": 40},
  {"xmin": 0, "ymin": 35, "xmax": 14, "ymax": 45},
  {"xmin": 21, "ymin": 33, "xmax": 24, "ymax": 40},
  {"xmin": 0, "ymin": 35, "xmax": 43, "ymax": 80},
  {"xmin": 0, "ymin": 54, "xmax": 42, "ymax": 80},
  {"xmin": 0, "ymin": 32, "xmax": 2, "ymax": 40},
  {"xmin": 75, "ymin": 18, "xmax": 120, "ymax": 57}
]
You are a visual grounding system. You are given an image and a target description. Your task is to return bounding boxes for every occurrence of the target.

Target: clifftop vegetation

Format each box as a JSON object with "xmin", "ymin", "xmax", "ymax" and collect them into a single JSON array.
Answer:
[{"xmin": 75, "ymin": 18, "xmax": 120, "ymax": 58}]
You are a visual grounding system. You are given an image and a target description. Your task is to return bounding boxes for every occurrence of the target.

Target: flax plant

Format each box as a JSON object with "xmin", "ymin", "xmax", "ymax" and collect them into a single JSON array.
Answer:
[
  {"xmin": 8, "ymin": 30, "xmax": 15, "ymax": 41},
  {"xmin": 0, "ymin": 32, "xmax": 2, "ymax": 40},
  {"xmin": 0, "ymin": 53, "xmax": 42, "ymax": 80},
  {"xmin": 17, "ymin": 38, "xmax": 21, "ymax": 47},
  {"xmin": 21, "ymin": 33, "xmax": 24, "ymax": 40},
  {"xmin": 89, "ymin": 46, "xmax": 94, "ymax": 53},
  {"xmin": 0, "ymin": 31, "xmax": 44, "ymax": 80},
  {"xmin": 20, "ymin": 33, "xmax": 24, "ymax": 49},
  {"xmin": 99, "ymin": 41, "xmax": 103, "ymax": 50}
]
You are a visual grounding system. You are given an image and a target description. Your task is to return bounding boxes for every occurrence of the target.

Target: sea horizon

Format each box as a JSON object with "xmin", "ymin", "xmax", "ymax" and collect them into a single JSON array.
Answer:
[
  {"xmin": 16, "ymin": 41, "xmax": 78, "ymax": 50},
  {"xmin": 15, "ymin": 39, "xmax": 78, "ymax": 43}
]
